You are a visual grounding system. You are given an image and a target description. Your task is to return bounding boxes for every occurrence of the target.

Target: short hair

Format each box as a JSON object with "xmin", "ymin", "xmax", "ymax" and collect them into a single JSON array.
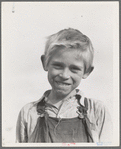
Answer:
[{"xmin": 44, "ymin": 28, "xmax": 94, "ymax": 74}]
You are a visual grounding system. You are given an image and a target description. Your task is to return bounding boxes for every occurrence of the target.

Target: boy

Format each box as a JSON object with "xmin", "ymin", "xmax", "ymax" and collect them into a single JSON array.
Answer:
[{"xmin": 16, "ymin": 28, "xmax": 113, "ymax": 143}]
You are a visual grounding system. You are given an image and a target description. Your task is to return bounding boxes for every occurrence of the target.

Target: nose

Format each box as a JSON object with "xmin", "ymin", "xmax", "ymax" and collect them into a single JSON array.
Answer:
[{"xmin": 59, "ymin": 68, "xmax": 70, "ymax": 79}]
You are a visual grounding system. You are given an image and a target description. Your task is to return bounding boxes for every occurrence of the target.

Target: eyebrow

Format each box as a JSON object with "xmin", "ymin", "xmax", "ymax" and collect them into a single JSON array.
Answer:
[
  {"xmin": 51, "ymin": 61, "xmax": 64, "ymax": 65},
  {"xmin": 70, "ymin": 65, "xmax": 83, "ymax": 69}
]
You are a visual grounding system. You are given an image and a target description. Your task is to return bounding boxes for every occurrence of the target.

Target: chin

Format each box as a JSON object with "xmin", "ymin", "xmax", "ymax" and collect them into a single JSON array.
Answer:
[{"xmin": 55, "ymin": 89, "xmax": 71, "ymax": 97}]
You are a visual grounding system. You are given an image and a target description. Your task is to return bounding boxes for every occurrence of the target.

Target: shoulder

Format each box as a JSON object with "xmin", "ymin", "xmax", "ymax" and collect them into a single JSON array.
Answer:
[
  {"xmin": 77, "ymin": 90, "xmax": 104, "ymax": 107},
  {"xmin": 85, "ymin": 98, "xmax": 113, "ymax": 142},
  {"xmin": 18, "ymin": 90, "xmax": 50, "ymax": 121},
  {"xmin": 20, "ymin": 101, "xmax": 37, "ymax": 114},
  {"xmin": 18, "ymin": 98, "xmax": 43, "ymax": 122},
  {"xmin": 83, "ymin": 97, "xmax": 107, "ymax": 125},
  {"xmin": 18, "ymin": 101, "xmax": 37, "ymax": 120},
  {"xmin": 77, "ymin": 90, "xmax": 106, "ymax": 115},
  {"xmin": 86, "ymin": 98, "xmax": 105, "ymax": 111},
  {"xmin": 83, "ymin": 97, "xmax": 106, "ymax": 116},
  {"xmin": 78, "ymin": 93, "xmax": 106, "ymax": 116},
  {"xmin": 78, "ymin": 92, "xmax": 105, "ymax": 111}
]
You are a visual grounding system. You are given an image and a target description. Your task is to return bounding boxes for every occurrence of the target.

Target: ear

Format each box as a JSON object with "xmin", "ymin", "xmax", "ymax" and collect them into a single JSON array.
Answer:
[
  {"xmin": 82, "ymin": 66, "xmax": 94, "ymax": 79},
  {"xmin": 41, "ymin": 55, "xmax": 48, "ymax": 71}
]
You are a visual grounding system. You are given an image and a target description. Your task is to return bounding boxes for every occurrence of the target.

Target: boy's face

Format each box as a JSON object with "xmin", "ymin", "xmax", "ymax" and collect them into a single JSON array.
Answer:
[{"xmin": 47, "ymin": 49, "xmax": 86, "ymax": 98}]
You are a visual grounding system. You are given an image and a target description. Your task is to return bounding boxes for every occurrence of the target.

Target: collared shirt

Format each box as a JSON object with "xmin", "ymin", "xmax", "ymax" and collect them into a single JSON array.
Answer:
[{"xmin": 16, "ymin": 89, "xmax": 113, "ymax": 143}]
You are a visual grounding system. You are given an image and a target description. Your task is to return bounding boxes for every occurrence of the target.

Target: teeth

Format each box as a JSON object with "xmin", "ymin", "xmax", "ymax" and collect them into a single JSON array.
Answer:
[{"xmin": 57, "ymin": 82, "xmax": 70, "ymax": 86}]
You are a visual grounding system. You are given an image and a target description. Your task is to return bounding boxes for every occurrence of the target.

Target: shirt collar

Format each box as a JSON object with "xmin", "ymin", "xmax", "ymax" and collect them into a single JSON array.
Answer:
[{"xmin": 34, "ymin": 89, "xmax": 85, "ymax": 107}]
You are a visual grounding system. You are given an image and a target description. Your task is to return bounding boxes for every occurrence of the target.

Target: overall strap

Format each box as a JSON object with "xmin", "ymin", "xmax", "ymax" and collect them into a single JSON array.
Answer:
[{"xmin": 76, "ymin": 94, "xmax": 94, "ymax": 142}]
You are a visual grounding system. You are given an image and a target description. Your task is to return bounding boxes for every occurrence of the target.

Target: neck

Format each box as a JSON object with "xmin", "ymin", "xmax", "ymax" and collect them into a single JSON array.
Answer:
[
  {"xmin": 47, "ymin": 91, "xmax": 64, "ymax": 105},
  {"xmin": 47, "ymin": 89, "xmax": 76, "ymax": 105}
]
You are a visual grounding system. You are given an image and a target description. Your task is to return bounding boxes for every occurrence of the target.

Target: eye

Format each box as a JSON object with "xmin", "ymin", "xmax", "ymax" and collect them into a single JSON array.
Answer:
[
  {"xmin": 52, "ymin": 63, "xmax": 63, "ymax": 69},
  {"xmin": 70, "ymin": 66, "xmax": 81, "ymax": 73}
]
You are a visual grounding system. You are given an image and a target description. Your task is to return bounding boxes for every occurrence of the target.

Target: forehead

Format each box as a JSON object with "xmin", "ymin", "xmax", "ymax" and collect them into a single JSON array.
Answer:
[
  {"xmin": 50, "ymin": 48, "xmax": 84, "ymax": 65},
  {"xmin": 52, "ymin": 48, "xmax": 82, "ymax": 58}
]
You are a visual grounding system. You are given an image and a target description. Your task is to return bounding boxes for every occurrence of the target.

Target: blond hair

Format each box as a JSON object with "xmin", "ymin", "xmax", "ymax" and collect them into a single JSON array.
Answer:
[{"xmin": 44, "ymin": 28, "xmax": 94, "ymax": 73}]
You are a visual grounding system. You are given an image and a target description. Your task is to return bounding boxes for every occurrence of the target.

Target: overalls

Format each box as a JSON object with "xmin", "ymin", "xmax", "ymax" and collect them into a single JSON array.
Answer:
[{"xmin": 29, "ymin": 95, "xmax": 94, "ymax": 143}]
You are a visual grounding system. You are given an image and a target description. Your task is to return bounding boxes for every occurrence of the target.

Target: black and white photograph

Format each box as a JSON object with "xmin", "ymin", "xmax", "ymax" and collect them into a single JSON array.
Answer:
[{"xmin": 2, "ymin": 1, "xmax": 119, "ymax": 147}]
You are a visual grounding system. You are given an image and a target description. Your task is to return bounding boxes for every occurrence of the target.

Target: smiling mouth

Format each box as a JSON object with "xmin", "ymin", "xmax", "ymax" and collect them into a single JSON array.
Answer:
[{"xmin": 56, "ymin": 81, "xmax": 71, "ymax": 86}]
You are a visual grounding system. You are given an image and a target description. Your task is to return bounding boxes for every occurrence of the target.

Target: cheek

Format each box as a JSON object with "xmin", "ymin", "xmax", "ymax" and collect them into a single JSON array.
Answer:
[
  {"xmin": 73, "ymin": 73, "xmax": 83, "ymax": 84},
  {"xmin": 48, "ymin": 71, "xmax": 53, "ymax": 86},
  {"xmin": 48, "ymin": 68, "xmax": 60, "ymax": 80}
]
